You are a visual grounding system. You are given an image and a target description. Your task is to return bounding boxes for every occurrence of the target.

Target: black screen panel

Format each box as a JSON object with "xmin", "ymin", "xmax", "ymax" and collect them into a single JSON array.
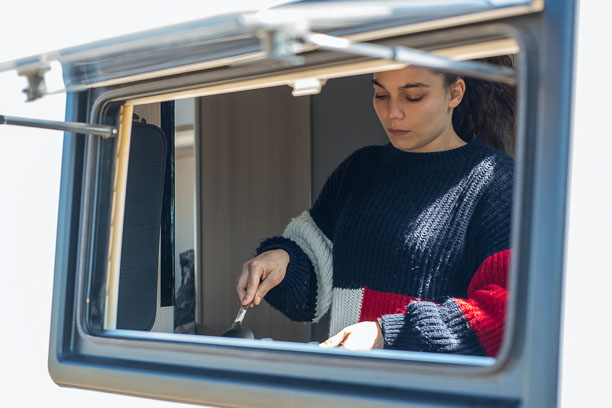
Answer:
[{"xmin": 117, "ymin": 122, "xmax": 167, "ymax": 330}]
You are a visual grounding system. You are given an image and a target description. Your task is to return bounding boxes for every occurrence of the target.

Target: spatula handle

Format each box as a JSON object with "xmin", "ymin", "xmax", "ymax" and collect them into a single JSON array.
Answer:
[{"xmin": 234, "ymin": 306, "xmax": 247, "ymax": 324}]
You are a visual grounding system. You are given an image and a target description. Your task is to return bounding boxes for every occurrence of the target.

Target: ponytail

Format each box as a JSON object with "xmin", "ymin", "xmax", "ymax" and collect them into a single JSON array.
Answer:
[{"xmin": 444, "ymin": 56, "xmax": 517, "ymax": 155}]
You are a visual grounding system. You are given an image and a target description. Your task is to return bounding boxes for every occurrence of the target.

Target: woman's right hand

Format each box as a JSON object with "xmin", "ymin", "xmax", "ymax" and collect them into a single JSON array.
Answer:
[{"xmin": 236, "ymin": 249, "xmax": 290, "ymax": 308}]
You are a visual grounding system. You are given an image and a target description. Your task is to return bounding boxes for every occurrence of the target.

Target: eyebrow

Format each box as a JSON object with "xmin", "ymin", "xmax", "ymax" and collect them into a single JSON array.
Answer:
[{"xmin": 371, "ymin": 79, "xmax": 430, "ymax": 90}]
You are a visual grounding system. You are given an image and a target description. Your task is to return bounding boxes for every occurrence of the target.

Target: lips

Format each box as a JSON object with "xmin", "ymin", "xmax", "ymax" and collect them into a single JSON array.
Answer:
[{"xmin": 388, "ymin": 128, "xmax": 411, "ymax": 136}]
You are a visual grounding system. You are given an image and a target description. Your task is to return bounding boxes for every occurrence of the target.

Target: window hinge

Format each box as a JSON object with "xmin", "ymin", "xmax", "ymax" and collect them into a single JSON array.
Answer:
[{"xmin": 0, "ymin": 115, "xmax": 117, "ymax": 138}]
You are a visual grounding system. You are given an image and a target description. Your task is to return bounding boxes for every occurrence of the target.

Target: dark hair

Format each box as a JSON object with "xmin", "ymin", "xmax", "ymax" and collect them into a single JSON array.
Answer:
[{"xmin": 442, "ymin": 56, "xmax": 517, "ymax": 155}]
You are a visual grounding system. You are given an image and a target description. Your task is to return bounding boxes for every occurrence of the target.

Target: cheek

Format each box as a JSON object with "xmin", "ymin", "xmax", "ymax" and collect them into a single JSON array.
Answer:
[
  {"xmin": 404, "ymin": 102, "xmax": 435, "ymax": 131},
  {"xmin": 415, "ymin": 99, "xmax": 447, "ymax": 127}
]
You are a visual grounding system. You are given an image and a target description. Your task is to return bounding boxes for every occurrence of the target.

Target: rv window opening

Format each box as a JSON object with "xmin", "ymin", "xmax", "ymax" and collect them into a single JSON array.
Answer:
[{"xmin": 81, "ymin": 31, "xmax": 528, "ymax": 381}]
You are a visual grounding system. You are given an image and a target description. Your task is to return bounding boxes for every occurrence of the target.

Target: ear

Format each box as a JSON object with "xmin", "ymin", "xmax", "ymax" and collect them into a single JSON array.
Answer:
[{"xmin": 448, "ymin": 78, "xmax": 466, "ymax": 108}]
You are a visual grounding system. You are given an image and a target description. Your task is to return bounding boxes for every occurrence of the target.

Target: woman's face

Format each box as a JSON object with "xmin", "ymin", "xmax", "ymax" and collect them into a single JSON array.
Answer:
[{"xmin": 372, "ymin": 67, "xmax": 464, "ymax": 152}]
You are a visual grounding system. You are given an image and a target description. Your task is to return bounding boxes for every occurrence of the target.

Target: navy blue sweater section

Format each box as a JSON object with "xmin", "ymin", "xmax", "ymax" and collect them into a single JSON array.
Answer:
[{"xmin": 258, "ymin": 139, "xmax": 513, "ymax": 354}]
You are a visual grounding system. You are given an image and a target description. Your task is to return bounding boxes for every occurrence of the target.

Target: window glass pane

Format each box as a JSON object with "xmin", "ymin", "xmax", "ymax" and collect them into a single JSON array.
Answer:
[{"xmin": 101, "ymin": 51, "xmax": 518, "ymax": 363}]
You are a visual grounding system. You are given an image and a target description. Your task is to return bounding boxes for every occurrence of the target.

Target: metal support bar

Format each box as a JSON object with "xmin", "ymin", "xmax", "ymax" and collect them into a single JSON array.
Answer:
[
  {"xmin": 0, "ymin": 114, "xmax": 117, "ymax": 138},
  {"xmin": 302, "ymin": 32, "xmax": 517, "ymax": 85},
  {"xmin": 255, "ymin": 22, "xmax": 517, "ymax": 85}
]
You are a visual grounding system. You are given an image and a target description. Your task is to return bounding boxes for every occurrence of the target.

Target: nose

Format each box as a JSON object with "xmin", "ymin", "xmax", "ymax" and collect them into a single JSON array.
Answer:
[{"xmin": 387, "ymin": 99, "xmax": 404, "ymax": 121}]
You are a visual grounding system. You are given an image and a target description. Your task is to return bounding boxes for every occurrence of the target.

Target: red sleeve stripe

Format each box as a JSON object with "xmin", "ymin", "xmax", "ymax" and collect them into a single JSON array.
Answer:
[
  {"xmin": 359, "ymin": 287, "xmax": 417, "ymax": 322},
  {"xmin": 455, "ymin": 249, "xmax": 511, "ymax": 357}
]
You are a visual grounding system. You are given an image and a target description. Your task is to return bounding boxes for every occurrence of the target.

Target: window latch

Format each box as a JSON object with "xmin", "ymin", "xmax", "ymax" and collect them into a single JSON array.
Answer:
[{"xmin": 0, "ymin": 115, "xmax": 117, "ymax": 138}]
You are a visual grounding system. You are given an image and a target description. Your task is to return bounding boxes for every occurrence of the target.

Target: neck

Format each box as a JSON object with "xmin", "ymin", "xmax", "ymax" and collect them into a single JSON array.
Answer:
[
  {"xmin": 409, "ymin": 127, "xmax": 466, "ymax": 153},
  {"xmin": 442, "ymin": 129, "xmax": 467, "ymax": 150}
]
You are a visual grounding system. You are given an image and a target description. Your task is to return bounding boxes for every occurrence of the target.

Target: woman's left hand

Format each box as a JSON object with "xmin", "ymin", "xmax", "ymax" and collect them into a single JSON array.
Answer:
[{"xmin": 319, "ymin": 321, "xmax": 384, "ymax": 350}]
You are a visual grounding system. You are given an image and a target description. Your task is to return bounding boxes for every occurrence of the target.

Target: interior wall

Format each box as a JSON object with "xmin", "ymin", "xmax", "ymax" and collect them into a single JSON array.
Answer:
[
  {"xmin": 133, "ymin": 103, "xmax": 160, "ymax": 127},
  {"xmin": 197, "ymin": 74, "xmax": 386, "ymax": 342},
  {"xmin": 198, "ymin": 86, "xmax": 312, "ymax": 342},
  {"xmin": 175, "ymin": 156, "xmax": 195, "ymax": 282},
  {"xmin": 311, "ymin": 74, "xmax": 388, "ymax": 198},
  {"xmin": 174, "ymin": 98, "xmax": 196, "ymax": 294}
]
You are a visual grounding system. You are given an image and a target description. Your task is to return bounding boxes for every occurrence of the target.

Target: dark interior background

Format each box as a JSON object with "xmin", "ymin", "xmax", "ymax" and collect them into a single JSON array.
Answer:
[{"xmin": 195, "ymin": 73, "xmax": 387, "ymax": 342}]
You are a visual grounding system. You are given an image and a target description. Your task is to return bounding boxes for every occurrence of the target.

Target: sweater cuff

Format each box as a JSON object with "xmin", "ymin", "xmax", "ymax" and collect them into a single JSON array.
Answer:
[
  {"xmin": 378, "ymin": 313, "xmax": 406, "ymax": 349},
  {"xmin": 379, "ymin": 300, "xmax": 485, "ymax": 355},
  {"xmin": 256, "ymin": 236, "xmax": 317, "ymax": 321}
]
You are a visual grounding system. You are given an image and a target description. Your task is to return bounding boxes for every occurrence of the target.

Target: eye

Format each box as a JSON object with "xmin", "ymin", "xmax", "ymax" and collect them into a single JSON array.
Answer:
[
  {"xmin": 405, "ymin": 96, "xmax": 424, "ymax": 102},
  {"xmin": 374, "ymin": 94, "xmax": 389, "ymax": 100}
]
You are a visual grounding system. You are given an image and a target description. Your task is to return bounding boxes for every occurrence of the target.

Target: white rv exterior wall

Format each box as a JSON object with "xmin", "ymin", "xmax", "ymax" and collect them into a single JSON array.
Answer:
[
  {"xmin": 0, "ymin": 2, "xmax": 284, "ymax": 407},
  {"xmin": 559, "ymin": 0, "xmax": 612, "ymax": 406},
  {"xmin": 3, "ymin": 1, "xmax": 610, "ymax": 406}
]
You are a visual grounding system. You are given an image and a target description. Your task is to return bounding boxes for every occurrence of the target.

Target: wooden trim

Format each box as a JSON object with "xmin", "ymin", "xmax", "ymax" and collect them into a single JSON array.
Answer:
[{"xmin": 104, "ymin": 105, "xmax": 133, "ymax": 330}]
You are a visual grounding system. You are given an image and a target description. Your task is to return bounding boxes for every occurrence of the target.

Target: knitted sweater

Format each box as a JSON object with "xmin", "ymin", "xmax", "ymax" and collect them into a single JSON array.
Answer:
[{"xmin": 258, "ymin": 139, "xmax": 513, "ymax": 357}]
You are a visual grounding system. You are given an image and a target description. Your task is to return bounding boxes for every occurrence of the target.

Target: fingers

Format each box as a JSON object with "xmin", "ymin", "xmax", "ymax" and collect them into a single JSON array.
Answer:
[
  {"xmin": 319, "ymin": 322, "xmax": 382, "ymax": 350},
  {"xmin": 236, "ymin": 250, "xmax": 289, "ymax": 307},
  {"xmin": 242, "ymin": 261, "xmax": 264, "ymax": 307},
  {"xmin": 236, "ymin": 261, "xmax": 262, "ymax": 307},
  {"xmin": 254, "ymin": 274, "xmax": 280, "ymax": 306},
  {"xmin": 319, "ymin": 330, "xmax": 347, "ymax": 348},
  {"xmin": 236, "ymin": 262, "xmax": 251, "ymax": 304}
]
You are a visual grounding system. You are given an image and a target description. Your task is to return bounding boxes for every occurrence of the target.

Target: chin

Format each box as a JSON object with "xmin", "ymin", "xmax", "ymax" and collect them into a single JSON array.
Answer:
[{"xmin": 388, "ymin": 135, "xmax": 424, "ymax": 152}]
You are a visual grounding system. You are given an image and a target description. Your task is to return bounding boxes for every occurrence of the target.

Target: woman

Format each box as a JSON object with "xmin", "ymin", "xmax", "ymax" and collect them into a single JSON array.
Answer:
[{"xmin": 236, "ymin": 57, "xmax": 515, "ymax": 356}]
